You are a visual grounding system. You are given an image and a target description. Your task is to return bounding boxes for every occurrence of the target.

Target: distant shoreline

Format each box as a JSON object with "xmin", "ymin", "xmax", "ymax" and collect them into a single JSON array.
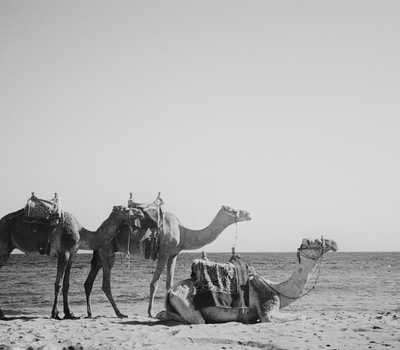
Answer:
[{"xmin": 10, "ymin": 250, "xmax": 400, "ymax": 255}]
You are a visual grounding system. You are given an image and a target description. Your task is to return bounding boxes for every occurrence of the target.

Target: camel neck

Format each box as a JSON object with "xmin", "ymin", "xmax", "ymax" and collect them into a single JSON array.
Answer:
[
  {"xmin": 179, "ymin": 210, "xmax": 235, "ymax": 251},
  {"xmin": 78, "ymin": 214, "xmax": 122, "ymax": 251},
  {"xmin": 270, "ymin": 255, "xmax": 319, "ymax": 308},
  {"xmin": 78, "ymin": 227, "xmax": 96, "ymax": 250}
]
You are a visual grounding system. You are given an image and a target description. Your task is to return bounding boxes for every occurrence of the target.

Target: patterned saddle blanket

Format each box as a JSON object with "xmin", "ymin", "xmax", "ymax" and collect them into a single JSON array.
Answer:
[
  {"xmin": 127, "ymin": 193, "xmax": 164, "ymax": 260},
  {"xmin": 191, "ymin": 255, "xmax": 250, "ymax": 309},
  {"xmin": 24, "ymin": 192, "xmax": 63, "ymax": 222}
]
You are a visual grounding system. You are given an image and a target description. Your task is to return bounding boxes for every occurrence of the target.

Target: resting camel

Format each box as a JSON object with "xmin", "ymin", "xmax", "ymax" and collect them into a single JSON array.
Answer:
[
  {"xmin": 0, "ymin": 205, "xmax": 143, "ymax": 320},
  {"xmin": 157, "ymin": 237, "xmax": 337, "ymax": 324},
  {"xmin": 83, "ymin": 203, "xmax": 251, "ymax": 318}
]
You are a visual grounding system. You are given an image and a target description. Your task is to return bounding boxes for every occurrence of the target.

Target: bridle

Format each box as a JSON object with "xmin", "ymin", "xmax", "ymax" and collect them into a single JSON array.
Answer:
[{"xmin": 297, "ymin": 239, "xmax": 327, "ymax": 264}]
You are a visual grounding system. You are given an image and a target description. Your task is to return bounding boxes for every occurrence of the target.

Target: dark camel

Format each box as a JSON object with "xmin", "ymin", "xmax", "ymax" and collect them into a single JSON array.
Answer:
[{"xmin": 0, "ymin": 205, "xmax": 143, "ymax": 320}]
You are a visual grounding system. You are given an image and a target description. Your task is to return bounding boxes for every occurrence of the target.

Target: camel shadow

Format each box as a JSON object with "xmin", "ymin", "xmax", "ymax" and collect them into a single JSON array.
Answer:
[
  {"xmin": 1, "ymin": 316, "xmax": 42, "ymax": 321},
  {"xmin": 118, "ymin": 319, "xmax": 182, "ymax": 327}
]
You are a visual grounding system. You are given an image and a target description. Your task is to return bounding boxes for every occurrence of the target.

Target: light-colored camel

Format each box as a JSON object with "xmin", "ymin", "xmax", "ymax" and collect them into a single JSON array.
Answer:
[
  {"xmin": 146, "ymin": 205, "xmax": 251, "ymax": 317},
  {"xmin": 83, "ymin": 204, "xmax": 251, "ymax": 318},
  {"xmin": 0, "ymin": 205, "xmax": 143, "ymax": 320},
  {"xmin": 157, "ymin": 237, "xmax": 337, "ymax": 324}
]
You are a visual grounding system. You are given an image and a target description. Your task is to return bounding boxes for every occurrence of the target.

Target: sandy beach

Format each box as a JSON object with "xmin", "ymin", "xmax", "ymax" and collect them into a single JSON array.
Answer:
[
  {"xmin": 1, "ymin": 252, "xmax": 399, "ymax": 350},
  {"xmin": 1, "ymin": 303, "xmax": 399, "ymax": 350}
]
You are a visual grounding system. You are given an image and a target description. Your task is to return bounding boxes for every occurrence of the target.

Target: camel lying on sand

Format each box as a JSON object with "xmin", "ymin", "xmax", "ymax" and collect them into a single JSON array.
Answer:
[
  {"xmin": 0, "ymin": 199, "xmax": 143, "ymax": 320},
  {"xmin": 84, "ymin": 193, "xmax": 251, "ymax": 318},
  {"xmin": 157, "ymin": 237, "xmax": 337, "ymax": 324}
]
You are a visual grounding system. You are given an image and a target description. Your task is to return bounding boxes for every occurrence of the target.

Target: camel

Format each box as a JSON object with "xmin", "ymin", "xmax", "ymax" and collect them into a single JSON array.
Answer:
[
  {"xmin": 0, "ymin": 204, "xmax": 143, "ymax": 320},
  {"xmin": 157, "ymin": 237, "xmax": 338, "ymax": 324},
  {"xmin": 83, "ymin": 203, "xmax": 251, "ymax": 318}
]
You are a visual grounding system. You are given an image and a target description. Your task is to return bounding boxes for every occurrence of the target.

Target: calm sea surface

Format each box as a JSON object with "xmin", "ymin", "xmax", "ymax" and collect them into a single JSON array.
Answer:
[{"xmin": 0, "ymin": 252, "xmax": 399, "ymax": 316}]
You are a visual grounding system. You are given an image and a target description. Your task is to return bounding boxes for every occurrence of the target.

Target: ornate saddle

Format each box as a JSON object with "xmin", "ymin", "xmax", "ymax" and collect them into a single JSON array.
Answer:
[
  {"xmin": 24, "ymin": 192, "xmax": 63, "ymax": 224},
  {"xmin": 127, "ymin": 192, "xmax": 164, "ymax": 260},
  {"xmin": 191, "ymin": 255, "xmax": 250, "ymax": 309}
]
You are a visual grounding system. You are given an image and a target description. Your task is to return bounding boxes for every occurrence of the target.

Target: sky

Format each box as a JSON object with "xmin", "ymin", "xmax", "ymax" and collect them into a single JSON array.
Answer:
[{"xmin": 1, "ymin": 1, "xmax": 399, "ymax": 252}]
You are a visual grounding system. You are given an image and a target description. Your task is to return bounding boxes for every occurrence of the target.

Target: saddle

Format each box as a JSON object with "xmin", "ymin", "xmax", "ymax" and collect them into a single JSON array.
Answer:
[
  {"xmin": 127, "ymin": 192, "xmax": 164, "ymax": 260},
  {"xmin": 191, "ymin": 255, "xmax": 250, "ymax": 310},
  {"xmin": 24, "ymin": 192, "xmax": 63, "ymax": 223}
]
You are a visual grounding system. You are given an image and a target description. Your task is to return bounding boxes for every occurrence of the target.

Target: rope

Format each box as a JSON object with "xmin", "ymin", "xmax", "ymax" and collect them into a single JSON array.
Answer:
[{"xmin": 232, "ymin": 221, "xmax": 239, "ymax": 252}]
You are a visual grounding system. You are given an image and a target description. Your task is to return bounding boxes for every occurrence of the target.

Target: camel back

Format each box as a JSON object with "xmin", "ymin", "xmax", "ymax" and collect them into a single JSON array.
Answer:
[{"xmin": 191, "ymin": 256, "xmax": 250, "ymax": 309}]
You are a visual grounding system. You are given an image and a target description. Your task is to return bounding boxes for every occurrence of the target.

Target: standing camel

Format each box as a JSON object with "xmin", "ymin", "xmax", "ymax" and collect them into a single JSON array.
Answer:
[
  {"xmin": 0, "ymin": 205, "xmax": 143, "ymax": 320},
  {"xmin": 83, "ymin": 204, "xmax": 251, "ymax": 318}
]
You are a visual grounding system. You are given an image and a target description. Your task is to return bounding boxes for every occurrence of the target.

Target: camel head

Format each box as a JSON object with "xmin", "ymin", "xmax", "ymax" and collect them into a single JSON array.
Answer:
[
  {"xmin": 111, "ymin": 205, "xmax": 144, "ymax": 224},
  {"xmin": 220, "ymin": 205, "xmax": 251, "ymax": 223},
  {"xmin": 297, "ymin": 237, "xmax": 338, "ymax": 263}
]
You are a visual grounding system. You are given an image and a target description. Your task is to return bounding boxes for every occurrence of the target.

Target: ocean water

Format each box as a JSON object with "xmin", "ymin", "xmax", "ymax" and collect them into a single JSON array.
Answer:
[{"xmin": 0, "ymin": 252, "xmax": 398, "ymax": 316}]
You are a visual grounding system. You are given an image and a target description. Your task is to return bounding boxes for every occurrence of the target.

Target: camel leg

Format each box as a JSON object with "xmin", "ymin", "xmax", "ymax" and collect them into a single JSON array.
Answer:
[
  {"xmin": 51, "ymin": 254, "xmax": 67, "ymax": 319},
  {"xmin": 84, "ymin": 251, "xmax": 102, "ymax": 318},
  {"xmin": 148, "ymin": 255, "xmax": 168, "ymax": 318},
  {"xmin": 99, "ymin": 248, "xmax": 127, "ymax": 318},
  {"xmin": 258, "ymin": 295, "xmax": 280, "ymax": 322},
  {"xmin": 62, "ymin": 253, "xmax": 79, "ymax": 319},
  {"xmin": 166, "ymin": 254, "xmax": 177, "ymax": 291},
  {"xmin": 0, "ymin": 251, "xmax": 11, "ymax": 319}
]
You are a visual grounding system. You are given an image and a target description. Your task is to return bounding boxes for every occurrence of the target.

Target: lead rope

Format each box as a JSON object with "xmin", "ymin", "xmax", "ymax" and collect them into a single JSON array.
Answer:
[
  {"xmin": 232, "ymin": 220, "xmax": 239, "ymax": 255},
  {"xmin": 125, "ymin": 214, "xmax": 133, "ymax": 270}
]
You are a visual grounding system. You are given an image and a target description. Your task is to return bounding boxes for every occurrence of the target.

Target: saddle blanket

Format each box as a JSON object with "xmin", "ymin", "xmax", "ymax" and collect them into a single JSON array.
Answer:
[{"xmin": 191, "ymin": 257, "xmax": 250, "ymax": 309}]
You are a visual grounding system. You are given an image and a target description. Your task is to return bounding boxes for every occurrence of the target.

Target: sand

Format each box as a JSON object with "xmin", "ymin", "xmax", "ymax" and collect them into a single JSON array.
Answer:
[{"xmin": 1, "ymin": 303, "xmax": 399, "ymax": 350}]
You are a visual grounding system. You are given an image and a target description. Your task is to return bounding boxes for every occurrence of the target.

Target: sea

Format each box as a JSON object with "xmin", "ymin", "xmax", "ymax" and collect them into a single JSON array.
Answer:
[{"xmin": 0, "ymin": 252, "xmax": 399, "ymax": 317}]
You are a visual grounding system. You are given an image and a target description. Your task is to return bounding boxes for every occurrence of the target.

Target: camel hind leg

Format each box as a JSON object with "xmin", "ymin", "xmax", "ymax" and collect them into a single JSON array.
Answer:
[
  {"xmin": 99, "ymin": 246, "xmax": 127, "ymax": 318},
  {"xmin": 84, "ymin": 250, "xmax": 102, "ymax": 318},
  {"xmin": 0, "ymin": 251, "xmax": 12, "ymax": 319},
  {"xmin": 0, "ymin": 224, "xmax": 13, "ymax": 319}
]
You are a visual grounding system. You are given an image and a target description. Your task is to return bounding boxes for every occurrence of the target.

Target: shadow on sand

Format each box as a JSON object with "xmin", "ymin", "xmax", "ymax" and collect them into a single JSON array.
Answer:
[
  {"xmin": 0, "ymin": 316, "xmax": 42, "ymax": 321},
  {"xmin": 118, "ymin": 319, "xmax": 182, "ymax": 327}
]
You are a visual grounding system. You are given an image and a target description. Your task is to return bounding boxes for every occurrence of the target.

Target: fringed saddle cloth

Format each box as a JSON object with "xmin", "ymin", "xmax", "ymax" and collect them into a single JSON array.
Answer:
[
  {"xmin": 24, "ymin": 192, "xmax": 63, "ymax": 223},
  {"xmin": 127, "ymin": 193, "xmax": 164, "ymax": 261},
  {"xmin": 191, "ymin": 256, "xmax": 250, "ymax": 309}
]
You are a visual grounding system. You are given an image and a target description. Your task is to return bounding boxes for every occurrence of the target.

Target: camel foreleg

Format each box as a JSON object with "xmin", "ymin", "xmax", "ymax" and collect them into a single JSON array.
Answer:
[
  {"xmin": 84, "ymin": 251, "xmax": 102, "ymax": 318},
  {"xmin": 257, "ymin": 295, "xmax": 280, "ymax": 322},
  {"xmin": 258, "ymin": 296, "xmax": 304, "ymax": 322},
  {"xmin": 148, "ymin": 255, "xmax": 168, "ymax": 317},
  {"xmin": 166, "ymin": 255, "xmax": 177, "ymax": 291},
  {"xmin": 51, "ymin": 254, "xmax": 67, "ymax": 319},
  {"xmin": 62, "ymin": 253, "xmax": 79, "ymax": 319}
]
